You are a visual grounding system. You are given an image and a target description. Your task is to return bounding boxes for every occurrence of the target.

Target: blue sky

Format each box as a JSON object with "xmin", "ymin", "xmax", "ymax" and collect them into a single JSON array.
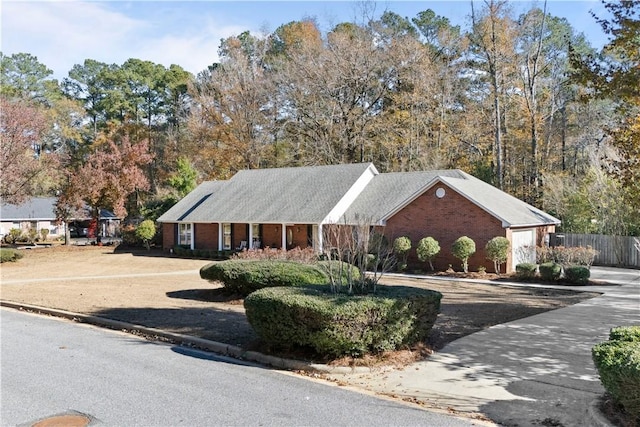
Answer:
[{"xmin": 2, "ymin": 1, "xmax": 609, "ymax": 80}]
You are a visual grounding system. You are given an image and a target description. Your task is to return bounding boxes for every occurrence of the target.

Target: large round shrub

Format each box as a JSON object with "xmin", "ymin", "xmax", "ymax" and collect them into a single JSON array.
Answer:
[
  {"xmin": 451, "ymin": 236, "xmax": 476, "ymax": 273},
  {"xmin": 244, "ymin": 285, "xmax": 442, "ymax": 358},
  {"xmin": 592, "ymin": 331, "xmax": 640, "ymax": 420}
]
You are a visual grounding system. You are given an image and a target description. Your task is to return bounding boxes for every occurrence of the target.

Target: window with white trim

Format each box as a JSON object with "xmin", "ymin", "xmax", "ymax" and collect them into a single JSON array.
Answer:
[
  {"xmin": 178, "ymin": 223, "xmax": 192, "ymax": 246},
  {"xmin": 223, "ymin": 223, "xmax": 232, "ymax": 250}
]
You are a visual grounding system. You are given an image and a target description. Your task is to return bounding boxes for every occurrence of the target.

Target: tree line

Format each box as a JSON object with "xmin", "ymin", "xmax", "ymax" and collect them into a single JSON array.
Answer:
[{"xmin": 1, "ymin": 0, "xmax": 638, "ymax": 236}]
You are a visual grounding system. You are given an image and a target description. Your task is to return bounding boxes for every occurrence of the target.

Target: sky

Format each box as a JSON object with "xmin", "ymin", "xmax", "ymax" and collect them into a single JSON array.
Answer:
[{"xmin": 1, "ymin": 0, "xmax": 610, "ymax": 80}]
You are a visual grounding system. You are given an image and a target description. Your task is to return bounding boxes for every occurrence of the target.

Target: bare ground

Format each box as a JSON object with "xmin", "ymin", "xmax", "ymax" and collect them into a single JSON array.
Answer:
[{"xmin": 0, "ymin": 245, "xmax": 600, "ymax": 361}]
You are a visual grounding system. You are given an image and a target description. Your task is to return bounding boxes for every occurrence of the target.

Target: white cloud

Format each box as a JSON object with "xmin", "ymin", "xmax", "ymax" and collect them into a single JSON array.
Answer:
[{"xmin": 1, "ymin": 1, "xmax": 252, "ymax": 79}]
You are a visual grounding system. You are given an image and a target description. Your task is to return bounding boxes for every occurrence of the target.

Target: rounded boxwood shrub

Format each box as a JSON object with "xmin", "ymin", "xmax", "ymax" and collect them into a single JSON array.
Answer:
[
  {"xmin": 200, "ymin": 260, "xmax": 357, "ymax": 296},
  {"xmin": 515, "ymin": 263, "xmax": 537, "ymax": 280},
  {"xmin": 592, "ymin": 336, "xmax": 640, "ymax": 420},
  {"xmin": 609, "ymin": 326, "xmax": 640, "ymax": 342},
  {"xmin": 244, "ymin": 285, "xmax": 442, "ymax": 358},
  {"xmin": 0, "ymin": 248, "xmax": 23, "ymax": 263},
  {"xmin": 563, "ymin": 265, "xmax": 590, "ymax": 285},
  {"xmin": 538, "ymin": 262, "xmax": 562, "ymax": 281}
]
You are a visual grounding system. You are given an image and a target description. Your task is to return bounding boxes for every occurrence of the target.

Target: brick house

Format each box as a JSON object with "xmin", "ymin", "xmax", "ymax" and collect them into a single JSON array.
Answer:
[{"xmin": 158, "ymin": 163, "xmax": 560, "ymax": 272}]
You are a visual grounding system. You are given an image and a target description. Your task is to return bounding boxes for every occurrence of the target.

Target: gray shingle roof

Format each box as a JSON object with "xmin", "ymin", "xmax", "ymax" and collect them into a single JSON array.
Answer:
[
  {"xmin": 0, "ymin": 197, "xmax": 120, "ymax": 220},
  {"xmin": 0, "ymin": 197, "xmax": 58, "ymax": 220},
  {"xmin": 157, "ymin": 181, "xmax": 226, "ymax": 222},
  {"xmin": 341, "ymin": 169, "xmax": 560, "ymax": 227},
  {"xmin": 161, "ymin": 163, "xmax": 376, "ymax": 224}
]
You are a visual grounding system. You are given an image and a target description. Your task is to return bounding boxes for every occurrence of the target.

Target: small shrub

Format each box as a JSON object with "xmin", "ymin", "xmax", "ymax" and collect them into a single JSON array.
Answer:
[
  {"xmin": 0, "ymin": 248, "xmax": 23, "ymax": 263},
  {"xmin": 40, "ymin": 228, "xmax": 49, "ymax": 242},
  {"xmin": 485, "ymin": 236, "xmax": 510, "ymax": 274},
  {"xmin": 563, "ymin": 265, "xmax": 590, "ymax": 285},
  {"xmin": 539, "ymin": 262, "xmax": 562, "ymax": 281},
  {"xmin": 6, "ymin": 228, "xmax": 22, "ymax": 245},
  {"xmin": 416, "ymin": 237, "xmax": 440, "ymax": 271},
  {"xmin": 135, "ymin": 220, "xmax": 156, "ymax": 250},
  {"xmin": 609, "ymin": 326, "xmax": 640, "ymax": 343},
  {"xmin": 452, "ymin": 236, "xmax": 476, "ymax": 273},
  {"xmin": 244, "ymin": 285, "xmax": 442, "ymax": 358},
  {"xmin": 515, "ymin": 263, "xmax": 537, "ymax": 279},
  {"xmin": 200, "ymin": 260, "xmax": 331, "ymax": 296},
  {"xmin": 393, "ymin": 236, "xmax": 411, "ymax": 271},
  {"xmin": 592, "ymin": 333, "xmax": 640, "ymax": 420}
]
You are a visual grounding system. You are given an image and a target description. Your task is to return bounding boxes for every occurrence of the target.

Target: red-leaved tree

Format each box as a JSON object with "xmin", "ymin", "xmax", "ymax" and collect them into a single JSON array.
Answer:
[
  {"xmin": 0, "ymin": 97, "xmax": 58, "ymax": 204},
  {"xmin": 57, "ymin": 135, "xmax": 153, "ymax": 243}
]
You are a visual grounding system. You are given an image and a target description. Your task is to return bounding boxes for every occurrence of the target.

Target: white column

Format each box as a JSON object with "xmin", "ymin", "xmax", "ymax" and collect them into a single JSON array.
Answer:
[
  {"xmin": 248, "ymin": 223, "xmax": 254, "ymax": 249},
  {"xmin": 317, "ymin": 223, "xmax": 323, "ymax": 254},
  {"xmin": 281, "ymin": 223, "xmax": 287, "ymax": 251},
  {"xmin": 218, "ymin": 223, "xmax": 223, "ymax": 251}
]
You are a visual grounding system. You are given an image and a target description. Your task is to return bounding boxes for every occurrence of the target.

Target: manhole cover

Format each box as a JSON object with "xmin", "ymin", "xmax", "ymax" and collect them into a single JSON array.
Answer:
[{"xmin": 32, "ymin": 414, "xmax": 91, "ymax": 427}]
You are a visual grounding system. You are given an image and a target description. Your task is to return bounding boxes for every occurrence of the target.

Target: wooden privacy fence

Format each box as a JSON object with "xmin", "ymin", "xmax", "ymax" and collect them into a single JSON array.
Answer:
[{"xmin": 551, "ymin": 233, "xmax": 640, "ymax": 268}]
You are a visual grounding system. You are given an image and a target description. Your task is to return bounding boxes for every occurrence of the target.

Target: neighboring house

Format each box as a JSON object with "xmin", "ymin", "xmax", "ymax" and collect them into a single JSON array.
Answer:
[
  {"xmin": 0, "ymin": 197, "xmax": 121, "ymax": 241},
  {"xmin": 158, "ymin": 163, "xmax": 560, "ymax": 272}
]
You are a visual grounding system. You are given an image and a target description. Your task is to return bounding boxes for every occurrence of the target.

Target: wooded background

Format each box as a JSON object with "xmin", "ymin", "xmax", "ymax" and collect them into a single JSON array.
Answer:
[{"xmin": 1, "ymin": 0, "xmax": 638, "ymax": 236}]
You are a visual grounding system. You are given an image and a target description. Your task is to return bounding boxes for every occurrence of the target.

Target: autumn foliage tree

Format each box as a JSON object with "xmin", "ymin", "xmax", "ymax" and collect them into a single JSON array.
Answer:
[
  {"xmin": 57, "ymin": 134, "xmax": 153, "ymax": 242},
  {"xmin": 0, "ymin": 97, "xmax": 59, "ymax": 204}
]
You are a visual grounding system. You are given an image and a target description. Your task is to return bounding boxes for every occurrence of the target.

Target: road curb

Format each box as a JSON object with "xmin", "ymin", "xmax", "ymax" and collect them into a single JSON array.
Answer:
[{"xmin": 0, "ymin": 301, "xmax": 375, "ymax": 374}]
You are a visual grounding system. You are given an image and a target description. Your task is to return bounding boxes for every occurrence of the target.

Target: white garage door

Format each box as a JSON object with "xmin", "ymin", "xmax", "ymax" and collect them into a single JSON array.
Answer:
[{"xmin": 511, "ymin": 229, "xmax": 536, "ymax": 271}]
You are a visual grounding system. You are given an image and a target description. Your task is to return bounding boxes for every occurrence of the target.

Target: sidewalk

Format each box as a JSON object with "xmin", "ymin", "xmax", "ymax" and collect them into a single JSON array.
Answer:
[{"xmin": 325, "ymin": 267, "xmax": 640, "ymax": 426}]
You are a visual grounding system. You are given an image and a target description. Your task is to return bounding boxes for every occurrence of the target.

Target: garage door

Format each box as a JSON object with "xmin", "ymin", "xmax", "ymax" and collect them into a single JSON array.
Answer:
[{"xmin": 511, "ymin": 229, "xmax": 536, "ymax": 270}]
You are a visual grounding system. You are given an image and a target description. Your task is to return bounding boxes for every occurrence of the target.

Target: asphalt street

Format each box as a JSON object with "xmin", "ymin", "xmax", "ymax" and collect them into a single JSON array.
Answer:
[{"xmin": 1, "ymin": 308, "xmax": 481, "ymax": 426}]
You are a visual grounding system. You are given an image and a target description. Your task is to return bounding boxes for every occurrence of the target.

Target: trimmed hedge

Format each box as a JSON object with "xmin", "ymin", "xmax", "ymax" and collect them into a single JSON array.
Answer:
[
  {"xmin": 609, "ymin": 326, "xmax": 640, "ymax": 342},
  {"xmin": 244, "ymin": 285, "xmax": 442, "ymax": 358},
  {"xmin": 200, "ymin": 260, "xmax": 358, "ymax": 296},
  {"xmin": 0, "ymin": 248, "xmax": 23, "ymax": 263},
  {"xmin": 592, "ymin": 327, "xmax": 640, "ymax": 420},
  {"xmin": 539, "ymin": 262, "xmax": 562, "ymax": 281},
  {"xmin": 515, "ymin": 263, "xmax": 537, "ymax": 280},
  {"xmin": 563, "ymin": 265, "xmax": 590, "ymax": 285}
]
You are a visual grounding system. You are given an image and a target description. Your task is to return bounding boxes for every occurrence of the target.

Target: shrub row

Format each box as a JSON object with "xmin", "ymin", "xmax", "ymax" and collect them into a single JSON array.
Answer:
[
  {"xmin": 515, "ymin": 262, "xmax": 590, "ymax": 285},
  {"xmin": 592, "ymin": 326, "xmax": 640, "ymax": 421},
  {"xmin": 0, "ymin": 248, "xmax": 23, "ymax": 263},
  {"xmin": 244, "ymin": 285, "xmax": 442, "ymax": 358},
  {"xmin": 536, "ymin": 245, "xmax": 598, "ymax": 267},
  {"xmin": 199, "ymin": 260, "xmax": 359, "ymax": 296}
]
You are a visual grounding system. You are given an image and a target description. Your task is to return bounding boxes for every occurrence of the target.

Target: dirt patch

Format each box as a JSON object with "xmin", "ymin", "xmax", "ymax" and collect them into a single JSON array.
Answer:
[{"xmin": 0, "ymin": 245, "xmax": 599, "ymax": 361}]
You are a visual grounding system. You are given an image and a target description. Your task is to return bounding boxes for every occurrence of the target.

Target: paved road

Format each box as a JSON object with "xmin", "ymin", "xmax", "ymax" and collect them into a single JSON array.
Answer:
[{"xmin": 1, "ymin": 309, "xmax": 479, "ymax": 427}]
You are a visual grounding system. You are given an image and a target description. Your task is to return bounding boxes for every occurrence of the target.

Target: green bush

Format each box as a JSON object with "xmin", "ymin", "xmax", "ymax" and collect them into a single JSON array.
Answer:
[
  {"xmin": 0, "ymin": 248, "xmax": 23, "ymax": 263},
  {"xmin": 592, "ymin": 335, "xmax": 640, "ymax": 420},
  {"xmin": 200, "ymin": 260, "xmax": 332, "ymax": 296},
  {"xmin": 485, "ymin": 236, "xmax": 510, "ymax": 274},
  {"xmin": 244, "ymin": 285, "xmax": 442, "ymax": 358},
  {"xmin": 416, "ymin": 237, "xmax": 440, "ymax": 271},
  {"xmin": 451, "ymin": 236, "xmax": 476, "ymax": 273},
  {"xmin": 515, "ymin": 263, "xmax": 537, "ymax": 279},
  {"xmin": 609, "ymin": 326, "xmax": 640, "ymax": 342},
  {"xmin": 135, "ymin": 220, "xmax": 156, "ymax": 250},
  {"xmin": 539, "ymin": 262, "xmax": 562, "ymax": 281},
  {"xmin": 393, "ymin": 236, "xmax": 412, "ymax": 271},
  {"xmin": 563, "ymin": 265, "xmax": 590, "ymax": 285}
]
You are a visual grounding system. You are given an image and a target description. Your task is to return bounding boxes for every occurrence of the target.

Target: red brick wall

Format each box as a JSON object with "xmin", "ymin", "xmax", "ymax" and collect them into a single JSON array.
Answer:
[
  {"xmin": 232, "ymin": 224, "xmax": 248, "ymax": 250},
  {"xmin": 262, "ymin": 224, "xmax": 282, "ymax": 249},
  {"xmin": 194, "ymin": 223, "xmax": 219, "ymax": 250},
  {"xmin": 162, "ymin": 223, "xmax": 175, "ymax": 250},
  {"xmin": 385, "ymin": 184, "xmax": 506, "ymax": 272}
]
